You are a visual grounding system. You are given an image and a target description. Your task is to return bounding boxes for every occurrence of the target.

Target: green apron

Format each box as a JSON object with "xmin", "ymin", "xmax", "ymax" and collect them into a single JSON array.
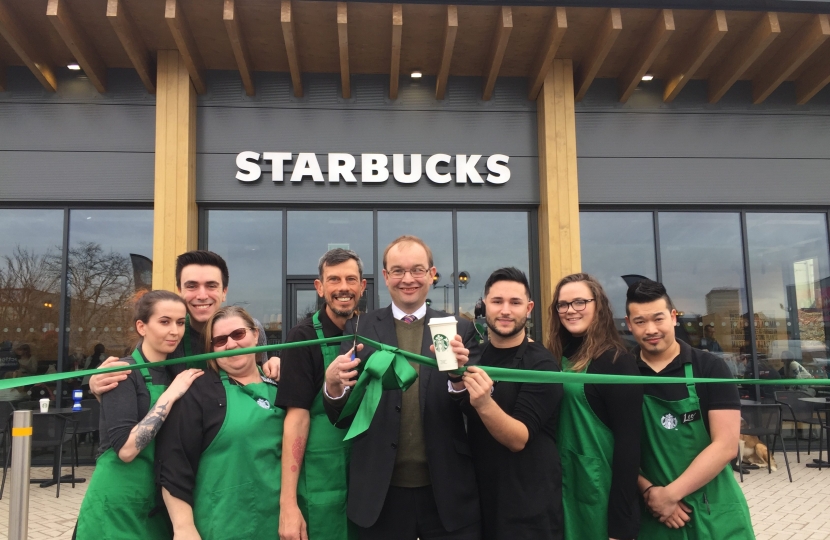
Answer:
[
  {"xmin": 75, "ymin": 349, "xmax": 171, "ymax": 540},
  {"xmin": 639, "ymin": 363, "xmax": 755, "ymax": 540},
  {"xmin": 192, "ymin": 369, "xmax": 284, "ymax": 540},
  {"xmin": 558, "ymin": 358, "xmax": 615, "ymax": 540},
  {"xmin": 295, "ymin": 311, "xmax": 357, "ymax": 539}
]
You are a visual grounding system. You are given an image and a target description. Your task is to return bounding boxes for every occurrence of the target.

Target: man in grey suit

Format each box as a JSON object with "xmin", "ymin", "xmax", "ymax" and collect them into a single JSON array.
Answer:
[{"xmin": 324, "ymin": 235, "xmax": 481, "ymax": 540}]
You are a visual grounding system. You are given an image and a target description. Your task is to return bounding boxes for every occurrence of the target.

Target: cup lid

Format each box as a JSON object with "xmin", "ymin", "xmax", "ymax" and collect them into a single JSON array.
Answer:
[{"xmin": 428, "ymin": 316, "xmax": 457, "ymax": 325}]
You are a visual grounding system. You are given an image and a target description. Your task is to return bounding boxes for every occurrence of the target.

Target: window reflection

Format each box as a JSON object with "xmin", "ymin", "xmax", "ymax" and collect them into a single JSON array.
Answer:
[
  {"xmin": 457, "ymin": 212, "xmax": 530, "ymax": 334},
  {"xmin": 377, "ymin": 211, "xmax": 454, "ymax": 313},
  {"xmin": 658, "ymin": 213, "xmax": 748, "ymax": 380},
  {"xmin": 287, "ymin": 211, "xmax": 374, "ymax": 275},
  {"xmin": 746, "ymin": 213, "xmax": 830, "ymax": 388},
  {"xmin": 66, "ymin": 210, "xmax": 153, "ymax": 377},
  {"xmin": 580, "ymin": 212, "xmax": 657, "ymax": 344},
  {"xmin": 0, "ymin": 210, "xmax": 64, "ymax": 395},
  {"xmin": 208, "ymin": 211, "xmax": 283, "ymax": 344}
]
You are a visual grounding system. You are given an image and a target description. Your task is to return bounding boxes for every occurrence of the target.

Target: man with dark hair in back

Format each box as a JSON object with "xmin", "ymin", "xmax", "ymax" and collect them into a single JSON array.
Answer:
[
  {"xmin": 625, "ymin": 279, "xmax": 753, "ymax": 539},
  {"xmin": 452, "ymin": 267, "xmax": 563, "ymax": 540},
  {"xmin": 277, "ymin": 248, "xmax": 366, "ymax": 540},
  {"xmin": 89, "ymin": 250, "xmax": 279, "ymax": 395}
]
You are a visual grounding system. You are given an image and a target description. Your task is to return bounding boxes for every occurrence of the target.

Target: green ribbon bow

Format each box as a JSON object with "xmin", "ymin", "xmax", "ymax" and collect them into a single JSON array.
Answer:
[{"xmin": 337, "ymin": 342, "xmax": 418, "ymax": 440}]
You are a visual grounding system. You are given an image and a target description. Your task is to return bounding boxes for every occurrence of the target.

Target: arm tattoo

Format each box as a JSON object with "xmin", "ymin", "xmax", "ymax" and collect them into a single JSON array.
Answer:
[
  {"xmin": 290, "ymin": 437, "xmax": 306, "ymax": 473},
  {"xmin": 132, "ymin": 401, "xmax": 170, "ymax": 452}
]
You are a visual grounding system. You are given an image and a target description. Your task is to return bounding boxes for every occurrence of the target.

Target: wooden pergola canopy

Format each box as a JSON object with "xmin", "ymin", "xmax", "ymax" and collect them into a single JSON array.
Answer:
[{"xmin": 1, "ymin": 0, "xmax": 829, "ymax": 104}]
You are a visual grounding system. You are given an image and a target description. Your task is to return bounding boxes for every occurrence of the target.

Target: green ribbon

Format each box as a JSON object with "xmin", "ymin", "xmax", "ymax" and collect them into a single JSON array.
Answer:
[{"xmin": 3, "ymin": 335, "xmax": 828, "ymax": 441}]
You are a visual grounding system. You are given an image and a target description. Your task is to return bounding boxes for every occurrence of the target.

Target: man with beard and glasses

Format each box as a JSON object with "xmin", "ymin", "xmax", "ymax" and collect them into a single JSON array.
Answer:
[
  {"xmin": 277, "ymin": 248, "xmax": 366, "ymax": 540},
  {"xmin": 451, "ymin": 267, "xmax": 563, "ymax": 540}
]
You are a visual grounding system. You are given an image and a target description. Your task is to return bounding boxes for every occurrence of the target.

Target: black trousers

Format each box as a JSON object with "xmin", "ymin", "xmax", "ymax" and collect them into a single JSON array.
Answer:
[{"xmin": 358, "ymin": 486, "xmax": 481, "ymax": 540}]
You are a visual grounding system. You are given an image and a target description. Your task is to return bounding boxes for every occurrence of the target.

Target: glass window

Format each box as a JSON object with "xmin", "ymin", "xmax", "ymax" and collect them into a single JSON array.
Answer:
[
  {"xmin": 66, "ymin": 210, "xmax": 153, "ymax": 372},
  {"xmin": 658, "ymin": 212, "xmax": 748, "ymax": 379},
  {"xmin": 457, "ymin": 211, "xmax": 530, "ymax": 332},
  {"xmin": 287, "ymin": 211, "xmax": 374, "ymax": 275},
  {"xmin": 208, "ymin": 210, "xmax": 284, "ymax": 344},
  {"xmin": 0, "ymin": 210, "xmax": 64, "ymax": 389},
  {"xmin": 580, "ymin": 212, "xmax": 657, "ymax": 342},
  {"xmin": 746, "ymin": 213, "xmax": 830, "ymax": 385},
  {"xmin": 377, "ymin": 211, "xmax": 454, "ymax": 313}
]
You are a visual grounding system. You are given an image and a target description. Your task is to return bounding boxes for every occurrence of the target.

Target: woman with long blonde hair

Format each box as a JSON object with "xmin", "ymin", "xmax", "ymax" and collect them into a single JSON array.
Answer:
[{"xmin": 547, "ymin": 273, "xmax": 643, "ymax": 540}]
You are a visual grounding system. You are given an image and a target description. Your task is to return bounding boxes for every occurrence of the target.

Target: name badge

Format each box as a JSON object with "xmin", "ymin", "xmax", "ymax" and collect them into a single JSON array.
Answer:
[{"xmin": 681, "ymin": 410, "xmax": 701, "ymax": 424}]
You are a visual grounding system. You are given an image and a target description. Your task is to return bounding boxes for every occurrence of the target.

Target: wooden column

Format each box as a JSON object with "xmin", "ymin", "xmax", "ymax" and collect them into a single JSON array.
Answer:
[
  {"xmin": 537, "ymin": 59, "xmax": 581, "ymax": 341},
  {"xmin": 152, "ymin": 50, "xmax": 197, "ymax": 292}
]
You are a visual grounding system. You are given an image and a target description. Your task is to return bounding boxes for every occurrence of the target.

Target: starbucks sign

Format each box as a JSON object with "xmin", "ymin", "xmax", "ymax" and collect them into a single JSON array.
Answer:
[{"xmin": 235, "ymin": 152, "xmax": 511, "ymax": 185}]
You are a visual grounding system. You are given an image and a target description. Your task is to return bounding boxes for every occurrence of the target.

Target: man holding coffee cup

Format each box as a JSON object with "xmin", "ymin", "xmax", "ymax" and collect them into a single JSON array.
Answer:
[{"xmin": 324, "ymin": 235, "xmax": 482, "ymax": 540}]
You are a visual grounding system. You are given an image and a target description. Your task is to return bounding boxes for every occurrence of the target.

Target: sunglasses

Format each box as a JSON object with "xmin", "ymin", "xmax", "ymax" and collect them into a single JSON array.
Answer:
[{"xmin": 211, "ymin": 327, "xmax": 249, "ymax": 348}]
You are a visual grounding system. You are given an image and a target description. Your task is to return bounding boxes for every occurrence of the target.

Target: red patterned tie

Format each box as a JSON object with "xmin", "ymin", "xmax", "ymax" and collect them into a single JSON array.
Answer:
[{"xmin": 402, "ymin": 314, "xmax": 417, "ymax": 324}]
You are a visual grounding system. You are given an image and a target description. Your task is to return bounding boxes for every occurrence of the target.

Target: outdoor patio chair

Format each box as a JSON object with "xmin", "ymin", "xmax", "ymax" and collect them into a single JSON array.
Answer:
[
  {"xmin": 0, "ymin": 414, "xmax": 75, "ymax": 498},
  {"xmin": 775, "ymin": 390, "xmax": 824, "ymax": 463},
  {"xmin": 740, "ymin": 403, "xmax": 792, "ymax": 482},
  {"xmin": 67, "ymin": 405, "xmax": 98, "ymax": 461}
]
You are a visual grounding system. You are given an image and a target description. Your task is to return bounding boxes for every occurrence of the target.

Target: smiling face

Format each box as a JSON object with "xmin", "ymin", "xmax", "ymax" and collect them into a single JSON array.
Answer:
[
  {"xmin": 178, "ymin": 264, "xmax": 227, "ymax": 329},
  {"xmin": 556, "ymin": 281, "xmax": 596, "ymax": 337},
  {"xmin": 626, "ymin": 298, "xmax": 677, "ymax": 357},
  {"xmin": 212, "ymin": 315, "xmax": 259, "ymax": 375},
  {"xmin": 315, "ymin": 259, "xmax": 366, "ymax": 320},
  {"xmin": 484, "ymin": 280, "xmax": 533, "ymax": 341},
  {"xmin": 383, "ymin": 242, "xmax": 435, "ymax": 313},
  {"xmin": 135, "ymin": 300, "xmax": 187, "ymax": 359}
]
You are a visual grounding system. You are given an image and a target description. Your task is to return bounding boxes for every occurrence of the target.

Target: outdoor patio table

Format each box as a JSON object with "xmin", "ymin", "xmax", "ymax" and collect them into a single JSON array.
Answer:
[
  {"xmin": 30, "ymin": 407, "xmax": 89, "ymax": 488},
  {"xmin": 799, "ymin": 397, "xmax": 830, "ymax": 469}
]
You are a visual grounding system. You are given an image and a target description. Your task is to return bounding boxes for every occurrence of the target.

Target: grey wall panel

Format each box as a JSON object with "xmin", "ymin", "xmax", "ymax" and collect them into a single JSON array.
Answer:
[
  {"xmin": 578, "ymin": 157, "xmax": 830, "ymax": 205},
  {"xmin": 198, "ymin": 106, "xmax": 535, "ymax": 155},
  {"xmin": 1, "ymin": 152, "xmax": 154, "ymax": 202},
  {"xmin": 0, "ymin": 67, "xmax": 156, "ymax": 105},
  {"xmin": 197, "ymin": 154, "xmax": 538, "ymax": 205},
  {"xmin": 0, "ymin": 103, "xmax": 155, "ymax": 152}
]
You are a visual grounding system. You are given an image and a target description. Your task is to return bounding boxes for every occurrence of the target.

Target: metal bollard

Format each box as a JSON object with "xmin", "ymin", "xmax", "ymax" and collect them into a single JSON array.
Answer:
[{"xmin": 8, "ymin": 410, "xmax": 32, "ymax": 540}]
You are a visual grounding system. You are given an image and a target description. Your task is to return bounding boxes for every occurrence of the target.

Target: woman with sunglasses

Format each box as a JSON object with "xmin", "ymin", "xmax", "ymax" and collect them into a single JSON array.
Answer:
[
  {"xmin": 547, "ymin": 274, "xmax": 643, "ymax": 540},
  {"xmin": 157, "ymin": 306, "xmax": 284, "ymax": 540},
  {"xmin": 75, "ymin": 290, "xmax": 203, "ymax": 540}
]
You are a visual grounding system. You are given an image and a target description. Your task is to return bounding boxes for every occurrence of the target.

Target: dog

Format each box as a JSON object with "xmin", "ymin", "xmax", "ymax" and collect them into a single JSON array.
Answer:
[{"xmin": 739, "ymin": 433, "xmax": 778, "ymax": 471}]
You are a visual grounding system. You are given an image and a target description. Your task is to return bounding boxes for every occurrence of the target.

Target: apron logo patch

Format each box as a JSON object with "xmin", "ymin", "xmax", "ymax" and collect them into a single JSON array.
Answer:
[
  {"xmin": 660, "ymin": 413, "xmax": 678, "ymax": 430},
  {"xmin": 256, "ymin": 398, "xmax": 271, "ymax": 409}
]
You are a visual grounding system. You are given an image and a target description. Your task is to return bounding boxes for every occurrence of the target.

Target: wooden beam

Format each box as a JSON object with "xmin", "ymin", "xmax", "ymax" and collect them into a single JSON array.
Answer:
[
  {"xmin": 107, "ymin": 0, "xmax": 155, "ymax": 93},
  {"xmin": 752, "ymin": 13, "xmax": 830, "ymax": 104},
  {"xmin": 708, "ymin": 12, "xmax": 779, "ymax": 103},
  {"xmin": 164, "ymin": 0, "xmax": 206, "ymax": 95},
  {"xmin": 435, "ymin": 5, "xmax": 458, "ymax": 100},
  {"xmin": 0, "ymin": 0, "xmax": 56, "ymax": 91},
  {"xmin": 481, "ymin": 6, "xmax": 513, "ymax": 101},
  {"xmin": 223, "ymin": 0, "xmax": 255, "ymax": 96},
  {"xmin": 537, "ymin": 60, "xmax": 581, "ymax": 338},
  {"xmin": 527, "ymin": 7, "xmax": 567, "ymax": 100},
  {"xmin": 47, "ymin": 0, "xmax": 106, "ymax": 92},
  {"xmin": 337, "ymin": 2, "xmax": 350, "ymax": 99},
  {"xmin": 795, "ymin": 49, "xmax": 830, "ymax": 104},
  {"xmin": 574, "ymin": 8, "xmax": 622, "ymax": 102},
  {"xmin": 663, "ymin": 10, "xmax": 727, "ymax": 103},
  {"xmin": 281, "ymin": 0, "xmax": 302, "ymax": 97},
  {"xmin": 390, "ymin": 4, "xmax": 402, "ymax": 99},
  {"xmin": 153, "ymin": 50, "xmax": 197, "ymax": 291},
  {"xmin": 618, "ymin": 9, "xmax": 674, "ymax": 103}
]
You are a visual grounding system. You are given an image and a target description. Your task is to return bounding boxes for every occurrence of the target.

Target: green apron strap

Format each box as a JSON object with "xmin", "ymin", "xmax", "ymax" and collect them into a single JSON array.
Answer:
[
  {"xmin": 131, "ymin": 348, "xmax": 153, "ymax": 386},
  {"xmin": 313, "ymin": 310, "xmax": 340, "ymax": 368}
]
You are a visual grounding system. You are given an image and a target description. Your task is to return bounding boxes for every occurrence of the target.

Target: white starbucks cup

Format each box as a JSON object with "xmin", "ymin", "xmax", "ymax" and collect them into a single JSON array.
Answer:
[
  {"xmin": 428, "ymin": 316, "xmax": 459, "ymax": 372},
  {"xmin": 39, "ymin": 398, "xmax": 50, "ymax": 413}
]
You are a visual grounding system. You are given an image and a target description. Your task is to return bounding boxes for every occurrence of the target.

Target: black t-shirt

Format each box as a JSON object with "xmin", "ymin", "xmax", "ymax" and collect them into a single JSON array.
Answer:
[
  {"xmin": 636, "ymin": 339, "xmax": 740, "ymax": 434},
  {"xmin": 276, "ymin": 308, "xmax": 343, "ymax": 410},
  {"xmin": 563, "ymin": 338, "xmax": 643, "ymax": 540},
  {"xmin": 98, "ymin": 348, "xmax": 173, "ymax": 457}
]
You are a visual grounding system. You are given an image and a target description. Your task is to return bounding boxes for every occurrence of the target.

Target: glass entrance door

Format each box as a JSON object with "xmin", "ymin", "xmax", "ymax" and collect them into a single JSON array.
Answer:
[{"xmin": 286, "ymin": 278, "xmax": 374, "ymax": 331}]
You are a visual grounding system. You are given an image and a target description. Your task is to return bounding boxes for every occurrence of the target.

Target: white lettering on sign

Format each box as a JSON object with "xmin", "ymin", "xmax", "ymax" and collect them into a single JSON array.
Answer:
[{"xmin": 235, "ymin": 152, "xmax": 511, "ymax": 185}]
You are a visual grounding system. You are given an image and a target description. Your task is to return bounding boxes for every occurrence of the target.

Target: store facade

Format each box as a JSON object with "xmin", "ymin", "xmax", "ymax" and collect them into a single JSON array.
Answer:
[{"xmin": 1, "ymin": 0, "xmax": 830, "ymax": 403}]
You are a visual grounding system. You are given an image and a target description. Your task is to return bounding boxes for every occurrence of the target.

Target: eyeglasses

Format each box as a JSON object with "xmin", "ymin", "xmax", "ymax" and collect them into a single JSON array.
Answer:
[
  {"xmin": 211, "ymin": 328, "xmax": 248, "ymax": 348},
  {"xmin": 555, "ymin": 299, "xmax": 595, "ymax": 314},
  {"xmin": 386, "ymin": 267, "xmax": 429, "ymax": 279}
]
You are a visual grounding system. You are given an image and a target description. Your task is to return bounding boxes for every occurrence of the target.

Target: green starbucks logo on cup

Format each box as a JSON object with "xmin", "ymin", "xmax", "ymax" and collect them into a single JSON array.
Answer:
[{"xmin": 433, "ymin": 334, "xmax": 450, "ymax": 352}]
